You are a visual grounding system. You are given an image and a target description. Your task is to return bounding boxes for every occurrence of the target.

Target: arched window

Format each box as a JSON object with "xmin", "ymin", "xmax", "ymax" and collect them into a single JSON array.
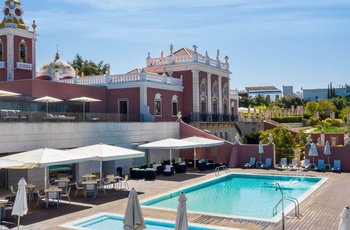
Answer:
[
  {"xmin": 19, "ymin": 42, "xmax": 26, "ymax": 62},
  {"xmin": 155, "ymin": 93, "xmax": 162, "ymax": 116},
  {"xmin": 213, "ymin": 132, "xmax": 218, "ymax": 137},
  {"xmin": 219, "ymin": 132, "xmax": 224, "ymax": 139},
  {"xmin": 224, "ymin": 131, "xmax": 229, "ymax": 141},
  {"xmin": 223, "ymin": 99, "xmax": 228, "ymax": 115},
  {"xmin": 201, "ymin": 96, "xmax": 206, "ymax": 114},
  {"xmin": 171, "ymin": 95, "xmax": 178, "ymax": 116},
  {"xmin": 0, "ymin": 40, "xmax": 3, "ymax": 61},
  {"xmin": 212, "ymin": 98, "xmax": 218, "ymax": 114}
]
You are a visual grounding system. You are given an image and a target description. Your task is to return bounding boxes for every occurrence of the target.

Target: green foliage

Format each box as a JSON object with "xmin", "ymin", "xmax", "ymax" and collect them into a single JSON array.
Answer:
[
  {"xmin": 243, "ymin": 131, "xmax": 260, "ymax": 144},
  {"xmin": 324, "ymin": 118, "xmax": 341, "ymax": 127},
  {"xmin": 69, "ymin": 54, "xmax": 110, "ymax": 76},
  {"xmin": 239, "ymin": 97, "xmax": 249, "ymax": 108},
  {"xmin": 295, "ymin": 130, "xmax": 308, "ymax": 146},
  {"xmin": 305, "ymin": 100, "xmax": 337, "ymax": 120},
  {"xmin": 259, "ymin": 126, "xmax": 296, "ymax": 149},
  {"xmin": 274, "ymin": 95, "xmax": 304, "ymax": 108},
  {"xmin": 308, "ymin": 117, "xmax": 320, "ymax": 126},
  {"xmin": 271, "ymin": 116, "xmax": 302, "ymax": 123},
  {"xmin": 303, "ymin": 111, "xmax": 312, "ymax": 119},
  {"xmin": 340, "ymin": 106, "xmax": 350, "ymax": 122}
]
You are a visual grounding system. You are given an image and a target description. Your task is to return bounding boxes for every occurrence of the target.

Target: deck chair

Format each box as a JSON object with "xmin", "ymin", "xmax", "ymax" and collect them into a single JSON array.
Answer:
[
  {"xmin": 331, "ymin": 160, "xmax": 341, "ymax": 173},
  {"xmin": 61, "ymin": 187, "xmax": 72, "ymax": 203},
  {"xmin": 300, "ymin": 159, "xmax": 310, "ymax": 171},
  {"xmin": 119, "ymin": 174, "xmax": 129, "ymax": 189},
  {"xmin": 277, "ymin": 158, "xmax": 287, "ymax": 170},
  {"xmin": 288, "ymin": 158, "xmax": 298, "ymax": 171},
  {"xmin": 244, "ymin": 157, "xmax": 256, "ymax": 168},
  {"xmin": 314, "ymin": 159, "xmax": 325, "ymax": 172},
  {"xmin": 260, "ymin": 158, "xmax": 272, "ymax": 169},
  {"xmin": 36, "ymin": 190, "xmax": 45, "ymax": 206},
  {"xmin": 74, "ymin": 181, "xmax": 84, "ymax": 197}
]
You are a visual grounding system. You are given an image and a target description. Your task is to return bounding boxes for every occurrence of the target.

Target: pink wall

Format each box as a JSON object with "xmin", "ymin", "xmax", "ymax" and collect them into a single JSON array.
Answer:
[
  {"xmin": 107, "ymin": 88, "xmax": 140, "ymax": 114},
  {"xmin": 309, "ymin": 133, "xmax": 345, "ymax": 146},
  {"xmin": 305, "ymin": 145, "xmax": 350, "ymax": 172}
]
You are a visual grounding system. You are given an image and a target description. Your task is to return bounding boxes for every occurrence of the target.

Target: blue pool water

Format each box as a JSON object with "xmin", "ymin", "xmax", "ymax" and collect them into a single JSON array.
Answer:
[
  {"xmin": 142, "ymin": 173, "xmax": 325, "ymax": 221},
  {"xmin": 62, "ymin": 213, "xmax": 218, "ymax": 230}
]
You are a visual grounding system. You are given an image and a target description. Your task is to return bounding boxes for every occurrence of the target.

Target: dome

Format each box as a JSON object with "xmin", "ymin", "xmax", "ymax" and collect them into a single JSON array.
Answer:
[{"xmin": 37, "ymin": 52, "xmax": 76, "ymax": 81}]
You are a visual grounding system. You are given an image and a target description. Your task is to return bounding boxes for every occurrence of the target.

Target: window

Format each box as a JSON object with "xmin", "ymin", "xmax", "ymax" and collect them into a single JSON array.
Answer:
[
  {"xmin": 201, "ymin": 96, "xmax": 206, "ymax": 114},
  {"xmin": 275, "ymin": 95, "xmax": 279, "ymax": 100},
  {"xmin": 155, "ymin": 93, "xmax": 162, "ymax": 116},
  {"xmin": 223, "ymin": 99, "xmax": 228, "ymax": 115},
  {"xmin": 19, "ymin": 43, "xmax": 26, "ymax": 62},
  {"xmin": 171, "ymin": 95, "xmax": 178, "ymax": 116},
  {"xmin": 212, "ymin": 98, "xmax": 218, "ymax": 114},
  {"xmin": 0, "ymin": 41, "xmax": 3, "ymax": 61}
]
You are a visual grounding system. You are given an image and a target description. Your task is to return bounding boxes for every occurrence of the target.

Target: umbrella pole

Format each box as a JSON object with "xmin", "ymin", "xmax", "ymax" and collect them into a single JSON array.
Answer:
[
  {"xmin": 45, "ymin": 167, "xmax": 48, "ymax": 188},
  {"xmin": 46, "ymin": 101, "xmax": 48, "ymax": 115},
  {"xmin": 100, "ymin": 160, "xmax": 102, "ymax": 187},
  {"xmin": 170, "ymin": 149, "xmax": 172, "ymax": 165},
  {"xmin": 194, "ymin": 148, "xmax": 197, "ymax": 168},
  {"xmin": 17, "ymin": 216, "xmax": 20, "ymax": 230},
  {"xmin": 83, "ymin": 101, "xmax": 85, "ymax": 122}
]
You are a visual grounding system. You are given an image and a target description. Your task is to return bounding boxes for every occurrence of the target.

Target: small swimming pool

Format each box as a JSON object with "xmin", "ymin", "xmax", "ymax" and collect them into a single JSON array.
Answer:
[
  {"xmin": 141, "ymin": 173, "xmax": 327, "ymax": 222},
  {"xmin": 61, "ymin": 213, "xmax": 229, "ymax": 230}
]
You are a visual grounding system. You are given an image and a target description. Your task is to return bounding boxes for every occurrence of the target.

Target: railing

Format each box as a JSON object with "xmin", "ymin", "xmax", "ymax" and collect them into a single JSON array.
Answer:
[
  {"xmin": 273, "ymin": 196, "xmax": 302, "ymax": 218},
  {"xmin": 215, "ymin": 165, "xmax": 230, "ymax": 177},
  {"xmin": 147, "ymin": 53, "xmax": 229, "ymax": 71},
  {"xmin": 16, "ymin": 62, "xmax": 32, "ymax": 70},
  {"xmin": 0, "ymin": 111, "xmax": 143, "ymax": 123},
  {"xmin": 0, "ymin": 61, "xmax": 5, "ymax": 69},
  {"xmin": 59, "ymin": 72, "xmax": 183, "ymax": 87}
]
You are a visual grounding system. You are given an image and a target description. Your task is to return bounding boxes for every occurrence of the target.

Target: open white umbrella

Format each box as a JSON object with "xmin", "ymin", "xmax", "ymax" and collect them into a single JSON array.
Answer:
[
  {"xmin": 174, "ymin": 192, "xmax": 188, "ymax": 230},
  {"xmin": 0, "ymin": 158, "xmax": 28, "ymax": 169},
  {"xmin": 308, "ymin": 143, "xmax": 318, "ymax": 164},
  {"xmin": 70, "ymin": 96, "xmax": 101, "ymax": 121},
  {"xmin": 139, "ymin": 138, "xmax": 202, "ymax": 165},
  {"xmin": 0, "ymin": 89, "xmax": 21, "ymax": 97},
  {"xmin": 258, "ymin": 140, "xmax": 264, "ymax": 163},
  {"xmin": 67, "ymin": 143, "xmax": 145, "ymax": 186},
  {"xmin": 338, "ymin": 207, "xmax": 350, "ymax": 230},
  {"xmin": 324, "ymin": 140, "xmax": 331, "ymax": 165},
  {"xmin": 123, "ymin": 188, "xmax": 146, "ymax": 230},
  {"xmin": 12, "ymin": 177, "xmax": 28, "ymax": 230},
  {"xmin": 1, "ymin": 147, "xmax": 95, "ymax": 188},
  {"xmin": 34, "ymin": 96, "xmax": 62, "ymax": 114},
  {"xmin": 181, "ymin": 136, "xmax": 224, "ymax": 168}
]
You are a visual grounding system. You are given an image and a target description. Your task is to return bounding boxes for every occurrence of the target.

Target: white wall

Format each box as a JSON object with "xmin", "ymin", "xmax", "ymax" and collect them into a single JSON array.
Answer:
[{"xmin": 2, "ymin": 122, "xmax": 179, "ymax": 190}]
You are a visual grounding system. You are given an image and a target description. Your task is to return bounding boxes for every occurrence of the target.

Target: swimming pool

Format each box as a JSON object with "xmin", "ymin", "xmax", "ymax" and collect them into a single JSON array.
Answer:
[
  {"xmin": 61, "ymin": 213, "xmax": 232, "ymax": 230},
  {"xmin": 141, "ymin": 173, "xmax": 327, "ymax": 222}
]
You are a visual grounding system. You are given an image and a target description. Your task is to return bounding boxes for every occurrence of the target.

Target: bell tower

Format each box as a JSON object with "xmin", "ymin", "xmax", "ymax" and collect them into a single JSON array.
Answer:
[{"xmin": 0, "ymin": 0, "xmax": 38, "ymax": 81}]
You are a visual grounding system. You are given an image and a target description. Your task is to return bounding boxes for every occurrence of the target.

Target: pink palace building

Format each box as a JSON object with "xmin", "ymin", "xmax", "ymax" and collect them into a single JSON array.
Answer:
[{"xmin": 0, "ymin": 0, "xmax": 242, "ymax": 190}]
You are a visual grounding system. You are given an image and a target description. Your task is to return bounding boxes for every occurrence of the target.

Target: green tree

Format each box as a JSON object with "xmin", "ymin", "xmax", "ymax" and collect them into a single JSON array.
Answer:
[
  {"xmin": 69, "ymin": 54, "xmax": 110, "ymax": 76},
  {"xmin": 243, "ymin": 131, "xmax": 260, "ymax": 144},
  {"xmin": 238, "ymin": 97, "xmax": 249, "ymax": 108},
  {"xmin": 274, "ymin": 95, "xmax": 304, "ymax": 108},
  {"xmin": 250, "ymin": 94, "xmax": 271, "ymax": 107}
]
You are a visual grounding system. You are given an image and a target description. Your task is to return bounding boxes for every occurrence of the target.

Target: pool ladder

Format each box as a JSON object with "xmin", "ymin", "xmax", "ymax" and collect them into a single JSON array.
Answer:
[
  {"xmin": 215, "ymin": 165, "xmax": 230, "ymax": 177},
  {"xmin": 273, "ymin": 196, "xmax": 302, "ymax": 218}
]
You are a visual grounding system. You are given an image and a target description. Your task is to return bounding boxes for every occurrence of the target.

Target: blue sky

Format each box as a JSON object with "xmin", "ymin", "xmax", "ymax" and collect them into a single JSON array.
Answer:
[{"xmin": 21, "ymin": 0, "xmax": 350, "ymax": 91}]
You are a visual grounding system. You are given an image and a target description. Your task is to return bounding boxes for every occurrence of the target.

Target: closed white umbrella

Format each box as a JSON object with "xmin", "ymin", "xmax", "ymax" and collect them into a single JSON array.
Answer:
[
  {"xmin": 34, "ymin": 96, "xmax": 63, "ymax": 114},
  {"xmin": 174, "ymin": 192, "xmax": 188, "ymax": 230},
  {"xmin": 308, "ymin": 143, "xmax": 318, "ymax": 164},
  {"xmin": 12, "ymin": 177, "xmax": 28, "ymax": 230},
  {"xmin": 258, "ymin": 140, "xmax": 264, "ymax": 163},
  {"xmin": 123, "ymin": 188, "xmax": 146, "ymax": 230},
  {"xmin": 338, "ymin": 207, "xmax": 350, "ymax": 230},
  {"xmin": 324, "ymin": 140, "xmax": 331, "ymax": 165}
]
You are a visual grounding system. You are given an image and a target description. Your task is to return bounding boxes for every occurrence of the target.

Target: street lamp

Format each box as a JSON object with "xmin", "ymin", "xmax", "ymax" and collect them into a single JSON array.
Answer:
[{"xmin": 276, "ymin": 182, "xmax": 285, "ymax": 230}]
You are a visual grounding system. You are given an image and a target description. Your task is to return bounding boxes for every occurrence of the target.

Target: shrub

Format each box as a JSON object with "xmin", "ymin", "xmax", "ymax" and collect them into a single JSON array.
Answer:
[
  {"xmin": 271, "ymin": 116, "xmax": 302, "ymax": 123},
  {"xmin": 308, "ymin": 117, "xmax": 320, "ymax": 126}
]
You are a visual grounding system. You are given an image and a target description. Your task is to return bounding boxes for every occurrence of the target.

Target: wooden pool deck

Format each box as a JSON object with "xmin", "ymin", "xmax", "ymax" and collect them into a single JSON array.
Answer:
[{"xmin": 0, "ymin": 168, "xmax": 346, "ymax": 230}]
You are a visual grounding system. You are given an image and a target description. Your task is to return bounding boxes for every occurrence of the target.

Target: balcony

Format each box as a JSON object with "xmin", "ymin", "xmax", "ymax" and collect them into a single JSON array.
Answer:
[{"xmin": 16, "ymin": 62, "xmax": 32, "ymax": 70}]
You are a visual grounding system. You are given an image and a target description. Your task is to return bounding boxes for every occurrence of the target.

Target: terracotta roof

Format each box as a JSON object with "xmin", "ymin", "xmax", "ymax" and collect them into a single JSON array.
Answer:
[
  {"xmin": 245, "ymin": 86, "xmax": 278, "ymax": 91},
  {"xmin": 173, "ymin": 48, "xmax": 194, "ymax": 56}
]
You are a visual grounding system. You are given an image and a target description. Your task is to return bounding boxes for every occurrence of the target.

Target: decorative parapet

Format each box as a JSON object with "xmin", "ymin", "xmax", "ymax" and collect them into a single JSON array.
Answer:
[
  {"xmin": 16, "ymin": 62, "xmax": 32, "ymax": 70},
  {"xmin": 58, "ymin": 72, "xmax": 183, "ymax": 87},
  {"xmin": 147, "ymin": 53, "xmax": 229, "ymax": 71}
]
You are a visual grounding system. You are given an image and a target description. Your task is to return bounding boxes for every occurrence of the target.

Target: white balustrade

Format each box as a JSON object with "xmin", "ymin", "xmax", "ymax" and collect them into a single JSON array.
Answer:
[
  {"xmin": 16, "ymin": 62, "xmax": 32, "ymax": 70},
  {"xmin": 0, "ymin": 61, "xmax": 5, "ymax": 68}
]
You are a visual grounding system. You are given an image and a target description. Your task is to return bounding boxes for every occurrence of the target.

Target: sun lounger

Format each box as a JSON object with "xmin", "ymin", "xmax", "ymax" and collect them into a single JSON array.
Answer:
[
  {"xmin": 300, "ymin": 159, "xmax": 310, "ymax": 171},
  {"xmin": 244, "ymin": 157, "xmax": 256, "ymax": 168},
  {"xmin": 314, "ymin": 159, "xmax": 325, "ymax": 172},
  {"xmin": 277, "ymin": 158, "xmax": 287, "ymax": 170},
  {"xmin": 331, "ymin": 160, "xmax": 341, "ymax": 173},
  {"xmin": 260, "ymin": 158, "xmax": 272, "ymax": 169},
  {"xmin": 288, "ymin": 158, "xmax": 298, "ymax": 171}
]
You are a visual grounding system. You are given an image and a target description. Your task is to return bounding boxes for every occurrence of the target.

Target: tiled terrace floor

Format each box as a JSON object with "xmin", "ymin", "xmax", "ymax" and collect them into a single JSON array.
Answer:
[{"xmin": 0, "ymin": 167, "xmax": 347, "ymax": 230}]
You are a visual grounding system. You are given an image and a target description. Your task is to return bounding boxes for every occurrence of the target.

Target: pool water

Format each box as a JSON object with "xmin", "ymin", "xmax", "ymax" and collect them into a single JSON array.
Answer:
[
  {"xmin": 142, "ymin": 173, "xmax": 325, "ymax": 221},
  {"xmin": 61, "ymin": 213, "xmax": 220, "ymax": 230}
]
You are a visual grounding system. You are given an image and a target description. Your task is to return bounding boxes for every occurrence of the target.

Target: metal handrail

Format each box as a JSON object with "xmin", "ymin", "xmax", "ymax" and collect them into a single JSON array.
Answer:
[
  {"xmin": 215, "ymin": 165, "xmax": 230, "ymax": 177},
  {"xmin": 273, "ymin": 196, "xmax": 302, "ymax": 218}
]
